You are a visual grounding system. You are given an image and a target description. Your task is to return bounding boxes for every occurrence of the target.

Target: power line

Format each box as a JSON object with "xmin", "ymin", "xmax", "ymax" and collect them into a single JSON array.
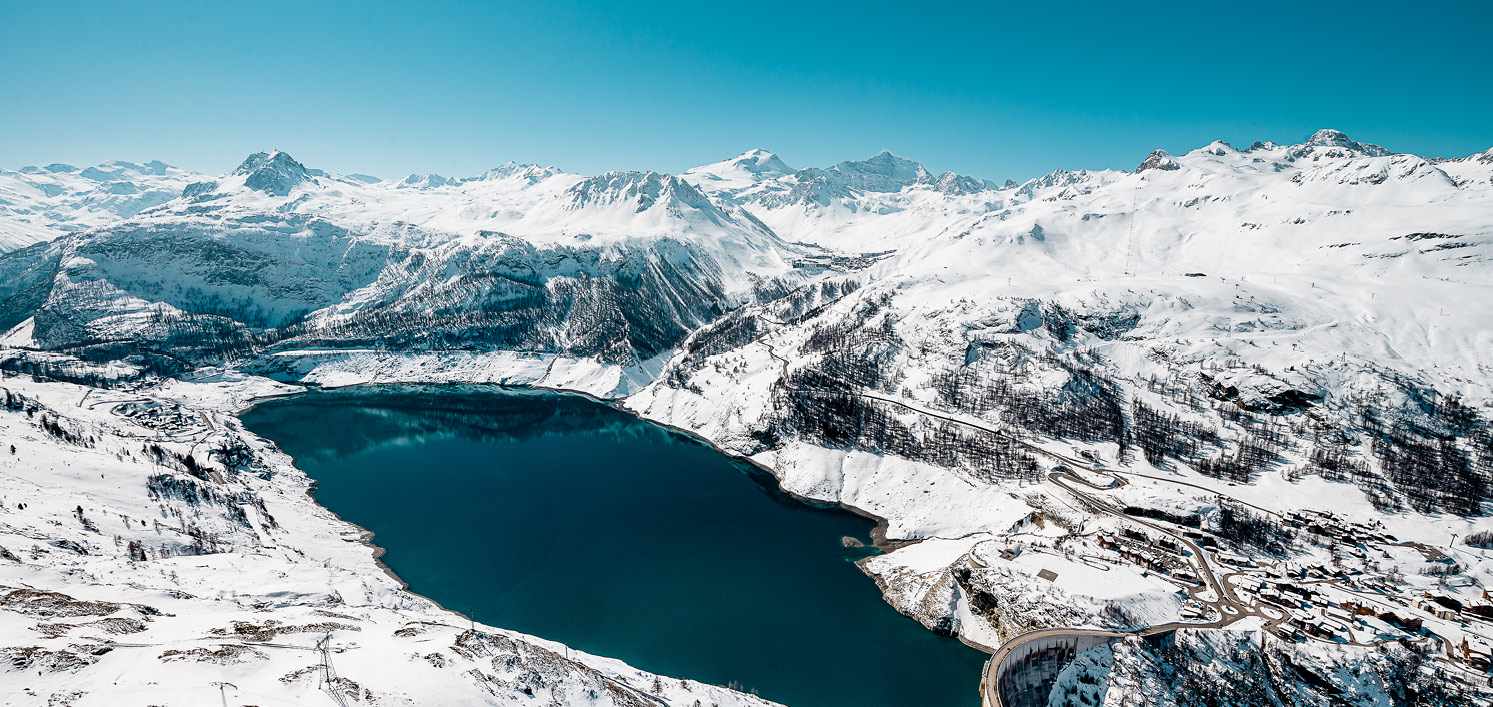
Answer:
[{"xmin": 1124, "ymin": 180, "xmax": 1140, "ymax": 276}]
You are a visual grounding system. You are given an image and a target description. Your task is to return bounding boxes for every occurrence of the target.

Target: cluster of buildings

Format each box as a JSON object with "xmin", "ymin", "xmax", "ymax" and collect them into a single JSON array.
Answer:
[
  {"xmin": 1415, "ymin": 589, "xmax": 1493, "ymax": 668},
  {"xmin": 790, "ymin": 250, "xmax": 895, "ymax": 271},
  {"xmin": 1106, "ymin": 505, "xmax": 1493, "ymax": 675},
  {"xmin": 1083, "ymin": 502, "xmax": 1492, "ymax": 676},
  {"xmin": 115, "ymin": 400, "xmax": 202, "ymax": 435},
  {"xmin": 1094, "ymin": 529, "xmax": 1192, "ymax": 581},
  {"xmin": 1283, "ymin": 509, "xmax": 1397, "ymax": 546},
  {"xmin": 1266, "ymin": 588, "xmax": 1420, "ymax": 643}
]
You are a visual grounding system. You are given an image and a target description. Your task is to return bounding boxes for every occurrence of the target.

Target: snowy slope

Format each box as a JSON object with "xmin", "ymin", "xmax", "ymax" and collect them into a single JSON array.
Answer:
[
  {"xmin": 683, "ymin": 148, "xmax": 796, "ymax": 191},
  {"xmin": 620, "ymin": 132, "xmax": 1493, "ymax": 698},
  {"xmin": 680, "ymin": 149, "xmax": 1125, "ymax": 251},
  {"xmin": 635, "ymin": 131, "xmax": 1493, "ymax": 540},
  {"xmin": 0, "ymin": 161, "xmax": 202, "ymax": 250},
  {"xmin": 1, "ymin": 151, "xmax": 812, "ymax": 376},
  {"xmin": 3, "ymin": 131, "xmax": 1493, "ymax": 705},
  {"xmin": 168, "ymin": 151, "xmax": 794, "ymax": 264},
  {"xmin": 0, "ymin": 373, "xmax": 781, "ymax": 707}
]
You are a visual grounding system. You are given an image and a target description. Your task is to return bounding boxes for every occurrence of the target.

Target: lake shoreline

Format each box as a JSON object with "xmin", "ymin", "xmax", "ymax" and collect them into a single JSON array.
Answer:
[
  {"xmin": 240, "ymin": 380, "xmax": 916, "ymax": 555},
  {"xmin": 235, "ymin": 379, "xmax": 990, "ymax": 707}
]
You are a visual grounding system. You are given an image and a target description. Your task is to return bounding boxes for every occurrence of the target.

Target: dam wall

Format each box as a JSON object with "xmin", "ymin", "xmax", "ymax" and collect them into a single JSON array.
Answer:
[
  {"xmin": 985, "ymin": 629, "xmax": 1178, "ymax": 707},
  {"xmin": 996, "ymin": 633, "xmax": 1115, "ymax": 707}
]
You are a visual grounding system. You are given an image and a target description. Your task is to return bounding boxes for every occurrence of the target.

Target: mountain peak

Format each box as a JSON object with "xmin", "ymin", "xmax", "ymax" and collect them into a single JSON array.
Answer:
[
  {"xmin": 232, "ymin": 150, "xmax": 314, "ymax": 196},
  {"xmin": 1135, "ymin": 149, "xmax": 1180, "ymax": 173},
  {"xmin": 232, "ymin": 150, "xmax": 302, "ymax": 176},
  {"xmin": 1296, "ymin": 129, "xmax": 1391, "ymax": 158},
  {"xmin": 1306, "ymin": 129, "xmax": 1353, "ymax": 148},
  {"xmin": 684, "ymin": 150, "xmax": 795, "ymax": 188},
  {"xmin": 930, "ymin": 170, "xmax": 988, "ymax": 196},
  {"xmin": 400, "ymin": 173, "xmax": 450, "ymax": 188},
  {"xmin": 833, "ymin": 151, "xmax": 928, "ymax": 182},
  {"xmin": 1194, "ymin": 140, "xmax": 1236, "ymax": 157},
  {"xmin": 727, "ymin": 148, "xmax": 794, "ymax": 176},
  {"xmin": 474, "ymin": 162, "xmax": 560, "ymax": 185},
  {"xmin": 566, "ymin": 171, "xmax": 717, "ymax": 214}
]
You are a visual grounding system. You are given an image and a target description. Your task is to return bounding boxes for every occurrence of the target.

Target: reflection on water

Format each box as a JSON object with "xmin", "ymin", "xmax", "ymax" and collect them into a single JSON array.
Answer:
[
  {"xmin": 256, "ymin": 386, "xmax": 653, "ymax": 461},
  {"xmin": 241, "ymin": 385, "xmax": 985, "ymax": 707}
]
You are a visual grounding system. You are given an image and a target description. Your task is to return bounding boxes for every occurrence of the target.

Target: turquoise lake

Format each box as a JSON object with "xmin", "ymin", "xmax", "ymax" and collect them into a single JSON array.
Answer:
[{"xmin": 239, "ymin": 385, "xmax": 985, "ymax": 707}]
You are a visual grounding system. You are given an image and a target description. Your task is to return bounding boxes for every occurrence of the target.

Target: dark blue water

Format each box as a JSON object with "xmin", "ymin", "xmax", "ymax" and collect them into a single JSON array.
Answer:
[{"xmin": 239, "ymin": 385, "xmax": 984, "ymax": 707}]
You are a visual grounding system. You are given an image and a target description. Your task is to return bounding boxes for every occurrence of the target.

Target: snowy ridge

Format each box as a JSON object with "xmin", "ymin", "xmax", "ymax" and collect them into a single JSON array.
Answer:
[
  {"xmin": 1292, "ymin": 128, "xmax": 1393, "ymax": 158},
  {"xmin": 0, "ymin": 160, "xmax": 202, "ymax": 250},
  {"xmin": 683, "ymin": 148, "xmax": 796, "ymax": 191},
  {"xmin": 2, "ymin": 131, "xmax": 1493, "ymax": 706},
  {"xmin": 0, "ymin": 150, "xmax": 815, "ymax": 370}
]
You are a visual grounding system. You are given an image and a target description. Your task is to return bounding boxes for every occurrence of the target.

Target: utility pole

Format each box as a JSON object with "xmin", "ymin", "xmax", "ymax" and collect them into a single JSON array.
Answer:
[
  {"xmin": 211, "ymin": 681, "xmax": 235, "ymax": 707},
  {"xmin": 317, "ymin": 633, "xmax": 351, "ymax": 707},
  {"xmin": 317, "ymin": 633, "xmax": 329, "ymax": 688}
]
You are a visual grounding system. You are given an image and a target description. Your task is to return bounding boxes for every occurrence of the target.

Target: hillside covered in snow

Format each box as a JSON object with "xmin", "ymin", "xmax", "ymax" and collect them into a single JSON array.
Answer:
[
  {"xmin": 0, "ymin": 161, "xmax": 203, "ymax": 251},
  {"xmin": 1, "ymin": 130, "xmax": 1491, "ymax": 705}
]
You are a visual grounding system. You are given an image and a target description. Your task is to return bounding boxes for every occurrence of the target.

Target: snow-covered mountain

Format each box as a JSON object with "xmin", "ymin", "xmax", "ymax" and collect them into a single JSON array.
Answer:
[
  {"xmin": 0, "ymin": 150, "xmax": 815, "ymax": 393},
  {"xmin": 683, "ymin": 147, "xmax": 796, "ymax": 191},
  {"xmin": 0, "ymin": 160, "xmax": 202, "ymax": 249},
  {"xmin": 677, "ymin": 129, "xmax": 1493, "ymax": 503},
  {"xmin": 678, "ymin": 148, "xmax": 1098, "ymax": 250},
  {"xmin": 2, "ymin": 132, "xmax": 1492, "ymax": 706},
  {"xmin": 4, "ymin": 133, "xmax": 1491, "ymax": 505}
]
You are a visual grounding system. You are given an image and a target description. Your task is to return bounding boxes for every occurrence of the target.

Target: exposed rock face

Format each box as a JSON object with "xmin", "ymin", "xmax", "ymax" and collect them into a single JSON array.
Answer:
[
  {"xmin": 233, "ymin": 150, "xmax": 315, "ymax": 196},
  {"xmin": 1294, "ymin": 128, "xmax": 1392, "ymax": 158},
  {"xmin": 566, "ymin": 170, "xmax": 718, "ymax": 213},
  {"xmin": 9, "ymin": 219, "xmax": 769, "ymax": 367},
  {"xmin": 1135, "ymin": 149, "xmax": 1180, "ymax": 172}
]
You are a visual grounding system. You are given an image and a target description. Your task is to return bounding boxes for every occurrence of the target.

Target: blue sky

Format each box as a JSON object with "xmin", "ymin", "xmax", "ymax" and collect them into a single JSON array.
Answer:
[{"xmin": 3, "ymin": 1, "xmax": 1490, "ymax": 182}]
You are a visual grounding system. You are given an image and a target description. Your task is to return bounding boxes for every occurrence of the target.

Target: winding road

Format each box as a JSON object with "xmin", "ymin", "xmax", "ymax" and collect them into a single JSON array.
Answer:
[{"xmin": 752, "ymin": 339, "xmax": 1425, "ymax": 706}]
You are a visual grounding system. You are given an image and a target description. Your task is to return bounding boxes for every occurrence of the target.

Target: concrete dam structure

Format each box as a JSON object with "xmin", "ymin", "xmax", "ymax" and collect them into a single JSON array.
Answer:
[
  {"xmin": 996, "ymin": 633, "xmax": 1118, "ymax": 707},
  {"xmin": 983, "ymin": 629, "xmax": 1177, "ymax": 707}
]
